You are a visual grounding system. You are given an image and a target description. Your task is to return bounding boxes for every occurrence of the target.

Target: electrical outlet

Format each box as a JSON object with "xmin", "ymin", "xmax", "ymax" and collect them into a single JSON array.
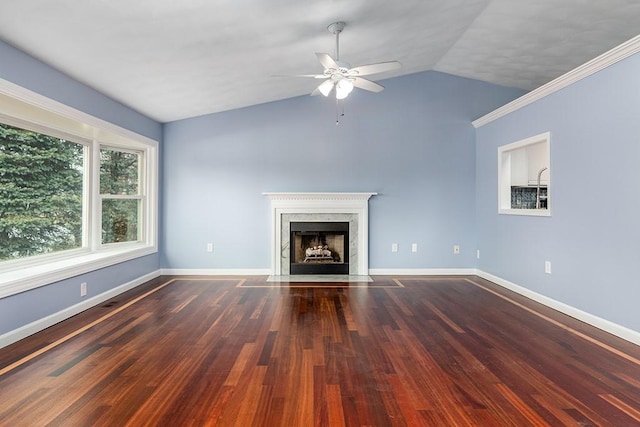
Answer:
[
  {"xmin": 206, "ymin": 243, "xmax": 213, "ymax": 253},
  {"xmin": 453, "ymin": 245, "xmax": 460, "ymax": 255},
  {"xmin": 80, "ymin": 282, "xmax": 87, "ymax": 297},
  {"xmin": 545, "ymin": 261, "xmax": 552, "ymax": 274},
  {"xmin": 411, "ymin": 243, "xmax": 418, "ymax": 253},
  {"xmin": 391, "ymin": 243, "xmax": 398, "ymax": 253}
]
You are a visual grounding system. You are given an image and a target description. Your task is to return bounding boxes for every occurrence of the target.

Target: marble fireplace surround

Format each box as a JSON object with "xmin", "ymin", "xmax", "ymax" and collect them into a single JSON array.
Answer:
[{"xmin": 263, "ymin": 192, "xmax": 376, "ymax": 276}]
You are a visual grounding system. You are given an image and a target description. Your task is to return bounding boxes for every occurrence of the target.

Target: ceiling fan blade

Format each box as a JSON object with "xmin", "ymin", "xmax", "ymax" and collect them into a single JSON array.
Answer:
[
  {"xmin": 311, "ymin": 79, "xmax": 335, "ymax": 96},
  {"xmin": 273, "ymin": 74, "xmax": 328, "ymax": 79},
  {"xmin": 352, "ymin": 77, "xmax": 384, "ymax": 93},
  {"xmin": 348, "ymin": 61, "xmax": 401, "ymax": 76},
  {"xmin": 316, "ymin": 52, "xmax": 339, "ymax": 70}
]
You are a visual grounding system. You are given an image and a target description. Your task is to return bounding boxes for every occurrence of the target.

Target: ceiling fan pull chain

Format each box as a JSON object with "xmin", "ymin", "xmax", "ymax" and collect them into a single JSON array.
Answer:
[{"xmin": 335, "ymin": 98, "xmax": 346, "ymax": 125}]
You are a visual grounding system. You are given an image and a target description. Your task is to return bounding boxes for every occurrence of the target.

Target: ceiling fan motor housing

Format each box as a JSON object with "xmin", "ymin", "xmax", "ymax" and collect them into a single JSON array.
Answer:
[{"xmin": 327, "ymin": 21, "xmax": 346, "ymax": 34}]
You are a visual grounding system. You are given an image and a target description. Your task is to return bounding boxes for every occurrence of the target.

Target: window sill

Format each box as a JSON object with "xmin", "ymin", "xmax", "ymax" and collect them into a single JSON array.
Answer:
[
  {"xmin": 0, "ymin": 245, "xmax": 157, "ymax": 299},
  {"xmin": 499, "ymin": 208, "xmax": 551, "ymax": 217}
]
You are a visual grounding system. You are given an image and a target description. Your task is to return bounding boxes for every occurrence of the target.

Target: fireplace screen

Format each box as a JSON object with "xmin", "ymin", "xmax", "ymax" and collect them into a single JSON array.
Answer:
[{"xmin": 290, "ymin": 222, "xmax": 349, "ymax": 275}]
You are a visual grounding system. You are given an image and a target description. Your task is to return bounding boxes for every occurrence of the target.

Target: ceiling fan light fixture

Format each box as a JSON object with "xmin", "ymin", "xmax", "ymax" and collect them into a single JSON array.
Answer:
[
  {"xmin": 318, "ymin": 79, "xmax": 335, "ymax": 96},
  {"xmin": 280, "ymin": 21, "xmax": 400, "ymax": 117},
  {"xmin": 335, "ymin": 79, "xmax": 354, "ymax": 99}
]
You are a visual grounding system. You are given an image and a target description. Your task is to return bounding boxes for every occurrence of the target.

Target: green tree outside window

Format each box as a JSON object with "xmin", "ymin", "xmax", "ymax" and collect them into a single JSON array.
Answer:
[
  {"xmin": 100, "ymin": 148, "xmax": 141, "ymax": 244},
  {"xmin": 0, "ymin": 123, "xmax": 84, "ymax": 261}
]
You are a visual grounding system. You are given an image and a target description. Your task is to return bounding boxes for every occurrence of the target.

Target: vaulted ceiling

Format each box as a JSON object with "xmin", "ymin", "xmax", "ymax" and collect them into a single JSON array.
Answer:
[{"xmin": 1, "ymin": 0, "xmax": 639, "ymax": 122}]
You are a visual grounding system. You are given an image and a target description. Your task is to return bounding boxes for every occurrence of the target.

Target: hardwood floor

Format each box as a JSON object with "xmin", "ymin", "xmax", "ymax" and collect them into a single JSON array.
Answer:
[{"xmin": 1, "ymin": 276, "xmax": 639, "ymax": 426}]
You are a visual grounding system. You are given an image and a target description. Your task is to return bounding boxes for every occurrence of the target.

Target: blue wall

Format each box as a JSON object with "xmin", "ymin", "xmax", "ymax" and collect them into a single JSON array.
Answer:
[
  {"xmin": 162, "ymin": 71, "xmax": 524, "ymax": 271},
  {"xmin": 476, "ymin": 52, "xmax": 640, "ymax": 332},
  {"xmin": 3, "ymin": 32, "xmax": 638, "ymax": 343},
  {"xmin": 0, "ymin": 40, "xmax": 162, "ymax": 337}
]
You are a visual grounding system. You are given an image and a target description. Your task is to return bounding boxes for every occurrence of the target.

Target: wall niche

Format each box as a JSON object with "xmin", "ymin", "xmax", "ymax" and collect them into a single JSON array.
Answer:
[{"xmin": 498, "ymin": 132, "xmax": 550, "ymax": 216}]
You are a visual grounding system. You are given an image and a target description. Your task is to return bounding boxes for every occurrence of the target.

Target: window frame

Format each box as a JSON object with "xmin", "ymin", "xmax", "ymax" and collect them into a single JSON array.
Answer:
[
  {"xmin": 99, "ymin": 145, "xmax": 145, "ymax": 246},
  {"xmin": 0, "ymin": 78, "xmax": 158, "ymax": 299}
]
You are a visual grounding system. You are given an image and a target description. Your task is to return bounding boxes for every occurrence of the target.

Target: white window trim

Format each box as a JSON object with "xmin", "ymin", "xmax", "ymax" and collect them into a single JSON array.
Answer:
[
  {"xmin": 99, "ymin": 146, "xmax": 146, "ymax": 245},
  {"xmin": 498, "ymin": 132, "xmax": 551, "ymax": 217},
  {"xmin": 0, "ymin": 78, "xmax": 158, "ymax": 299}
]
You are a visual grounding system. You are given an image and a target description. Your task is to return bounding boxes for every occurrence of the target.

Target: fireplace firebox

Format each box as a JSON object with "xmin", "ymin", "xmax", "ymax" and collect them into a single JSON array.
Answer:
[{"xmin": 290, "ymin": 222, "xmax": 349, "ymax": 275}]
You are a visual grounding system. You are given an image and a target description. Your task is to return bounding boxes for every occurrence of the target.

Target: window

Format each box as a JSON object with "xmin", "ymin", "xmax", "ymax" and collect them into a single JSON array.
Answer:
[
  {"xmin": 498, "ymin": 132, "xmax": 550, "ymax": 216},
  {"xmin": 0, "ymin": 123, "xmax": 85, "ymax": 261},
  {"xmin": 0, "ymin": 80, "xmax": 158, "ymax": 298},
  {"xmin": 100, "ymin": 148, "xmax": 142, "ymax": 244}
]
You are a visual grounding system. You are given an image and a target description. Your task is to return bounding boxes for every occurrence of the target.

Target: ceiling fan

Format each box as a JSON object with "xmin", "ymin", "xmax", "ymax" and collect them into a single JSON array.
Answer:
[{"xmin": 292, "ymin": 21, "xmax": 401, "ymax": 100}]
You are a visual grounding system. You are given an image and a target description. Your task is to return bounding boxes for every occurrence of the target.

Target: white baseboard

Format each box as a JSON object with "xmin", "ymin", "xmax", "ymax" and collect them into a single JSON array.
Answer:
[
  {"xmin": 5, "ymin": 268, "xmax": 636, "ymax": 350},
  {"xmin": 160, "ymin": 268, "xmax": 271, "ymax": 276},
  {"xmin": 0, "ymin": 270, "xmax": 161, "ymax": 349},
  {"xmin": 162, "ymin": 268, "xmax": 476, "ymax": 277},
  {"xmin": 368, "ymin": 268, "xmax": 478, "ymax": 276},
  {"xmin": 476, "ymin": 270, "xmax": 640, "ymax": 346}
]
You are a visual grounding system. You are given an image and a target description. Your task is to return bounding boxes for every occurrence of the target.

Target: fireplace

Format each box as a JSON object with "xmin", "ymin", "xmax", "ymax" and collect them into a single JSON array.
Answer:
[
  {"xmin": 263, "ymin": 192, "xmax": 376, "ymax": 276},
  {"xmin": 290, "ymin": 222, "xmax": 349, "ymax": 275}
]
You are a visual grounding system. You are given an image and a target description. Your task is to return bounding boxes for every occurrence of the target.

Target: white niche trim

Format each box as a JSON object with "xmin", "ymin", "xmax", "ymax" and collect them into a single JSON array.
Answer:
[{"xmin": 263, "ymin": 192, "xmax": 376, "ymax": 276}]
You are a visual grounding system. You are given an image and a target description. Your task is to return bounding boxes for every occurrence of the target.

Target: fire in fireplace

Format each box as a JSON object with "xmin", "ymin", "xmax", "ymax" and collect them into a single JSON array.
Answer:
[{"xmin": 290, "ymin": 222, "xmax": 349, "ymax": 275}]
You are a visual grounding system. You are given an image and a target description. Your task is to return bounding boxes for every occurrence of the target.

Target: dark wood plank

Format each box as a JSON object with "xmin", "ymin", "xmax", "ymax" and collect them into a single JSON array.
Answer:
[{"xmin": 1, "ymin": 275, "xmax": 640, "ymax": 426}]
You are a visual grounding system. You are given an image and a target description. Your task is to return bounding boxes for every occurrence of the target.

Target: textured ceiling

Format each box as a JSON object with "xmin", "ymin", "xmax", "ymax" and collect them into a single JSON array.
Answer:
[{"xmin": 0, "ymin": 0, "xmax": 639, "ymax": 123}]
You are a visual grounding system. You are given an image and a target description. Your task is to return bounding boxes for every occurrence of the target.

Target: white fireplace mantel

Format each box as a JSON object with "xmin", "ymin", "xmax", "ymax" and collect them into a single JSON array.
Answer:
[{"xmin": 263, "ymin": 192, "xmax": 376, "ymax": 275}]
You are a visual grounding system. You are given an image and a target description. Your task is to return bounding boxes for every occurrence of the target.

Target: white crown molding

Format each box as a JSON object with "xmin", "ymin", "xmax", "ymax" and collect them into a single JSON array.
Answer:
[{"xmin": 473, "ymin": 34, "xmax": 640, "ymax": 128}]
